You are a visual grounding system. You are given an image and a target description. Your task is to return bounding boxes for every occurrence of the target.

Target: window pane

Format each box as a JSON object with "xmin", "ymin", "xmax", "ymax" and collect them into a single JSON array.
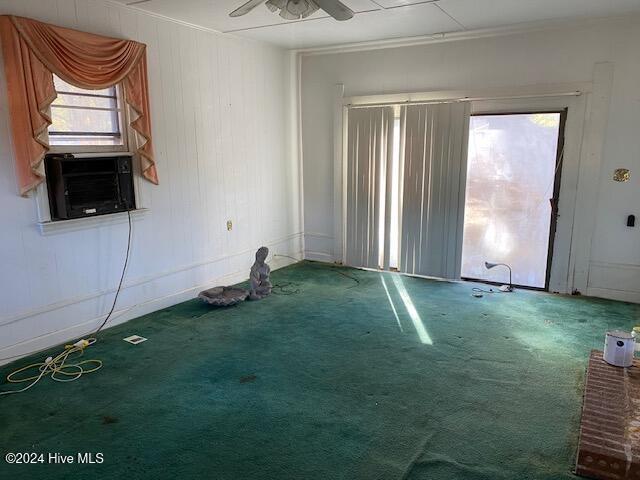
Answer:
[
  {"xmin": 50, "ymin": 107, "xmax": 119, "ymax": 134},
  {"xmin": 49, "ymin": 75, "xmax": 123, "ymax": 148},
  {"xmin": 53, "ymin": 76, "xmax": 115, "ymax": 97},
  {"xmin": 389, "ymin": 117, "xmax": 401, "ymax": 269},
  {"xmin": 52, "ymin": 93, "xmax": 118, "ymax": 110},
  {"xmin": 461, "ymin": 113, "xmax": 561, "ymax": 288}
]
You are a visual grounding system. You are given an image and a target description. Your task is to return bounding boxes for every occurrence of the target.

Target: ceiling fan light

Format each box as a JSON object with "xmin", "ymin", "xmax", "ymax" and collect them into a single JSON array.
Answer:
[
  {"xmin": 279, "ymin": 8, "xmax": 300, "ymax": 20},
  {"xmin": 286, "ymin": 0, "xmax": 310, "ymax": 15},
  {"xmin": 265, "ymin": 0, "xmax": 285, "ymax": 12},
  {"xmin": 229, "ymin": 0, "xmax": 354, "ymax": 21},
  {"xmin": 301, "ymin": 0, "xmax": 319, "ymax": 18}
]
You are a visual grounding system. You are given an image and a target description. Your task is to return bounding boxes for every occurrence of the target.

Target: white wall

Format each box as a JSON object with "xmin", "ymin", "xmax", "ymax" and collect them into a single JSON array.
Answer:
[
  {"xmin": 300, "ymin": 16, "xmax": 640, "ymax": 303},
  {"xmin": 0, "ymin": 0, "xmax": 302, "ymax": 363}
]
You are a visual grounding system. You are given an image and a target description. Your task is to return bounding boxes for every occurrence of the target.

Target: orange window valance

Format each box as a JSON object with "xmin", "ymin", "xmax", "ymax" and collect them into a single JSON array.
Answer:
[{"xmin": 0, "ymin": 15, "xmax": 158, "ymax": 196}]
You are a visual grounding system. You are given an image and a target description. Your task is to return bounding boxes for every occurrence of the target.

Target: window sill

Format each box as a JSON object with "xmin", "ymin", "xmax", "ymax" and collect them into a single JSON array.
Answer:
[{"xmin": 37, "ymin": 208, "xmax": 149, "ymax": 236}]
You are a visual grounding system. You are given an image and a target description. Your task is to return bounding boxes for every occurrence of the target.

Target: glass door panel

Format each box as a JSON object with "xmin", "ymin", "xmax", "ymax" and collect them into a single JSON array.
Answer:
[{"xmin": 461, "ymin": 113, "xmax": 563, "ymax": 289}]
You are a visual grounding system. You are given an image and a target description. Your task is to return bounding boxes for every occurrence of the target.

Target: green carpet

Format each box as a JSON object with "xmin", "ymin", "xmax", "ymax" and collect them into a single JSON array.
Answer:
[{"xmin": 1, "ymin": 261, "xmax": 638, "ymax": 480}]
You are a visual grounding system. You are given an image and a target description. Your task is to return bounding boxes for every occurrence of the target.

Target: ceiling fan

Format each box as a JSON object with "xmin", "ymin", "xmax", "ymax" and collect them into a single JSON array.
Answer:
[{"xmin": 229, "ymin": 0, "xmax": 354, "ymax": 21}]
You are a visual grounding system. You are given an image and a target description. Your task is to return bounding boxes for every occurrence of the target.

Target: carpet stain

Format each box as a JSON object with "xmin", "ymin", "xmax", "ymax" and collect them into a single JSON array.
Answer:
[{"xmin": 239, "ymin": 374, "xmax": 257, "ymax": 384}]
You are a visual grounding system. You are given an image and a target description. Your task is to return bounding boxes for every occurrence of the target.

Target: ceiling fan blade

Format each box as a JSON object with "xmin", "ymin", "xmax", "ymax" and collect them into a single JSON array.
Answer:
[
  {"xmin": 314, "ymin": 0, "xmax": 354, "ymax": 21},
  {"xmin": 229, "ymin": 0, "xmax": 265, "ymax": 17}
]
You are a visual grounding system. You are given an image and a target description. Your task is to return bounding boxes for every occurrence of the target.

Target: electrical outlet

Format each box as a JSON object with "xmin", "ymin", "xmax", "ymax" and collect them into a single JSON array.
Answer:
[
  {"xmin": 226, "ymin": 220, "xmax": 233, "ymax": 231},
  {"xmin": 123, "ymin": 335, "xmax": 147, "ymax": 345}
]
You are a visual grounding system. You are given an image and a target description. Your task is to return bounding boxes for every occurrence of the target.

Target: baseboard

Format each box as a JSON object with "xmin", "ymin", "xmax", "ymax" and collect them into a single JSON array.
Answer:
[
  {"xmin": 0, "ymin": 278, "xmax": 231, "ymax": 367},
  {"xmin": 0, "ymin": 232, "xmax": 303, "ymax": 329},
  {"xmin": 586, "ymin": 287, "xmax": 640, "ymax": 304},
  {"xmin": 586, "ymin": 261, "xmax": 640, "ymax": 304},
  {"xmin": 304, "ymin": 250, "xmax": 335, "ymax": 262},
  {"xmin": 304, "ymin": 232, "xmax": 333, "ymax": 239},
  {"xmin": 0, "ymin": 236, "xmax": 303, "ymax": 366}
]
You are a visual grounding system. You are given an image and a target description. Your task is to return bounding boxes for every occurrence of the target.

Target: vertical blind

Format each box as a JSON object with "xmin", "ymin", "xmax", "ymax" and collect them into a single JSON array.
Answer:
[
  {"xmin": 399, "ymin": 102, "xmax": 470, "ymax": 278},
  {"xmin": 344, "ymin": 107, "xmax": 394, "ymax": 269},
  {"xmin": 343, "ymin": 101, "xmax": 469, "ymax": 279}
]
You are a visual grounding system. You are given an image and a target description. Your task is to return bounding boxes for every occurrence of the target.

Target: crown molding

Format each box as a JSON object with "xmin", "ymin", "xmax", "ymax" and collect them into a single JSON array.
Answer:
[
  {"xmin": 101, "ymin": 0, "xmax": 280, "ymax": 48},
  {"xmin": 294, "ymin": 13, "xmax": 640, "ymax": 56},
  {"xmin": 101, "ymin": 1, "xmax": 640, "ymax": 56},
  {"xmin": 102, "ymin": 0, "xmax": 224, "ymax": 34}
]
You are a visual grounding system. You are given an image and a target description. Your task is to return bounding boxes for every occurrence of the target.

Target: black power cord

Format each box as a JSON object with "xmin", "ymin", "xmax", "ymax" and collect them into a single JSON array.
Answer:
[
  {"xmin": 271, "ymin": 281, "xmax": 300, "ymax": 295},
  {"xmin": 94, "ymin": 208, "xmax": 133, "ymax": 335},
  {"xmin": 271, "ymin": 254, "xmax": 360, "ymax": 292},
  {"xmin": 0, "ymin": 208, "xmax": 133, "ymax": 364}
]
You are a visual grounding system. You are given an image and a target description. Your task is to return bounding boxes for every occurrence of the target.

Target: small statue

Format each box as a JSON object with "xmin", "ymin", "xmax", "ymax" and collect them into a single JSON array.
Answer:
[{"xmin": 249, "ymin": 246, "xmax": 272, "ymax": 300}]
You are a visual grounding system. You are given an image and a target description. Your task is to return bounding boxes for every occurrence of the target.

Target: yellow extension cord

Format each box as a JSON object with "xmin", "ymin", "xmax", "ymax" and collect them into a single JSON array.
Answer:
[{"xmin": 0, "ymin": 338, "xmax": 102, "ymax": 396}]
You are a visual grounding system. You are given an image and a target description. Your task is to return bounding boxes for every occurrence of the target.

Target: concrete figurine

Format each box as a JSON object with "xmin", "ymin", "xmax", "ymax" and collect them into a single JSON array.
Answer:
[{"xmin": 249, "ymin": 246, "xmax": 272, "ymax": 300}]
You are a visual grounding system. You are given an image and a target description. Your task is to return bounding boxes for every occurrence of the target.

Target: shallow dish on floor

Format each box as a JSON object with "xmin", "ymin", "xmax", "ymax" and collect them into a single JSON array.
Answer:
[{"xmin": 198, "ymin": 286, "xmax": 249, "ymax": 306}]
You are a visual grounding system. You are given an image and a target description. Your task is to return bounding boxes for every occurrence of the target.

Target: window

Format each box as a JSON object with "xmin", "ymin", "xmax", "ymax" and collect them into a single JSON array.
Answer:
[
  {"xmin": 39, "ymin": 76, "xmax": 137, "ymax": 227},
  {"xmin": 48, "ymin": 76, "xmax": 127, "ymax": 151},
  {"xmin": 377, "ymin": 113, "xmax": 401, "ymax": 270}
]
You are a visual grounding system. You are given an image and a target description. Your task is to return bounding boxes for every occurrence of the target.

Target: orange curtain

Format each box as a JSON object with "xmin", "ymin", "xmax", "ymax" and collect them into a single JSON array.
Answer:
[{"xmin": 0, "ymin": 15, "xmax": 158, "ymax": 196}]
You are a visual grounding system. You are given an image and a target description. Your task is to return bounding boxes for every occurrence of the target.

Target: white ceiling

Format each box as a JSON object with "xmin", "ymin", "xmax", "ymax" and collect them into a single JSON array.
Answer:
[{"xmin": 116, "ymin": 0, "xmax": 640, "ymax": 49}]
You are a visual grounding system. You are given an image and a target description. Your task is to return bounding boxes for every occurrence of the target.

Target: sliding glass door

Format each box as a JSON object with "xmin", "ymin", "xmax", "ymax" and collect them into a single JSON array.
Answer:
[
  {"xmin": 344, "ymin": 102, "xmax": 470, "ymax": 279},
  {"xmin": 460, "ymin": 112, "xmax": 565, "ymax": 289}
]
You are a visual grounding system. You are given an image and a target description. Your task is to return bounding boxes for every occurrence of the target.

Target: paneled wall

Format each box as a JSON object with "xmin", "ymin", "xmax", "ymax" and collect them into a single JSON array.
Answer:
[
  {"xmin": 0, "ymin": 0, "xmax": 301, "ymax": 363},
  {"xmin": 301, "ymin": 16, "xmax": 640, "ymax": 303}
]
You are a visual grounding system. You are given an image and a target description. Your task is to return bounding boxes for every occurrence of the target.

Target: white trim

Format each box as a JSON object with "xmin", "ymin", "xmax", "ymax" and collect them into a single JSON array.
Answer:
[
  {"xmin": 305, "ymin": 231, "xmax": 333, "ymax": 239},
  {"xmin": 294, "ymin": 51, "xmax": 306, "ymax": 256},
  {"xmin": 0, "ymin": 236, "xmax": 304, "ymax": 365},
  {"xmin": 101, "ymin": 0, "xmax": 275, "ymax": 47},
  {"xmin": 103, "ymin": 0, "xmax": 640, "ymax": 56},
  {"xmin": 343, "ymin": 83, "xmax": 591, "ymax": 107},
  {"xmin": 48, "ymin": 83, "xmax": 129, "ymax": 155},
  {"xmin": 295, "ymin": 13, "xmax": 640, "ymax": 56},
  {"xmin": 341, "ymin": 104, "xmax": 349, "ymax": 265},
  {"xmin": 0, "ymin": 231, "xmax": 303, "ymax": 329},
  {"xmin": 590, "ymin": 261, "xmax": 640, "ymax": 271},
  {"xmin": 333, "ymin": 83, "xmax": 345, "ymax": 263},
  {"xmin": 585, "ymin": 261, "xmax": 640, "ymax": 304},
  {"xmin": 0, "ymin": 251, "xmax": 303, "ymax": 366},
  {"xmin": 304, "ymin": 250, "xmax": 335, "ymax": 262},
  {"xmin": 47, "ymin": 144, "xmax": 129, "ymax": 155},
  {"xmin": 34, "ymin": 181, "xmax": 53, "ymax": 224},
  {"xmin": 346, "ymin": 91, "xmax": 583, "ymax": 108},
  {"xmin": 568, "ymin": 62, "xmax": 614, "ymax": 295},
  {"xmin": 37, "ymin": 208, "xmax": 149, "ymax": 235},
  {"xmin": 102, "ymin": 0, "xmax": 225, "ymax": 35},
  {"xmin": 0, "ymin": 278, "xmax": 229, "ymax": 366},
  {"xmin": 467, "ymin": 95, "xmax": 588, "ymax": 295},
  {"xmin": 586, "ymin": 288, "xmax": 640, "ymax": 304}
]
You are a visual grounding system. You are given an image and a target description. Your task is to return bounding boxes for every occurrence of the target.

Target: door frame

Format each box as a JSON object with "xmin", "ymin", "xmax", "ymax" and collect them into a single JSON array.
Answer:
[
  {"xmin": 469, "ymin": 97, "xmax": 586, "ymax": 293},
  {"xmin": 334, "ymin": 79, "xmax": 606, "ymax": 295},
  {"xmin": 460, "ymin": 109, "xmax": 568, "ymax": 291}
]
